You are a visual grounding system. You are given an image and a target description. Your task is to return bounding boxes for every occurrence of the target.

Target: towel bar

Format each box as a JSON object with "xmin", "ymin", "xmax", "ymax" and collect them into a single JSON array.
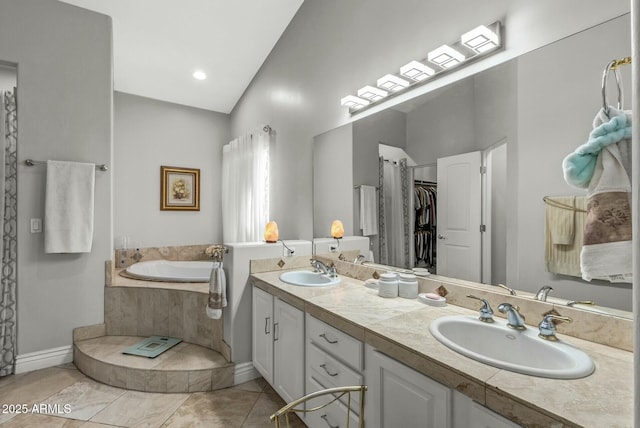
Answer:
[{"xmin": 24, "ymin": 159, "xmax": 108, "ymax": 171}]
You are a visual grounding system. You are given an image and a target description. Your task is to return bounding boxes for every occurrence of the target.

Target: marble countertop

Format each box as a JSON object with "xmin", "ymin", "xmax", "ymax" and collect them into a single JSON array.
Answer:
[{"xmin": 250, "ymin": 269, "xmax": 633, "ymax": 428}]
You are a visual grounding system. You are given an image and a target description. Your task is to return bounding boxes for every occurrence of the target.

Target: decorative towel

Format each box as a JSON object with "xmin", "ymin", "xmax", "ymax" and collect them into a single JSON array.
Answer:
[
  {"xmin": 359, "ymin": 185, "xmax": 378, "ymax": 236},
  {"xmin": 545, "ymin": 196, "xmax": 577, "ymax": 245},
  {"xmin": 44, "ymin": 160, "xmax": 95, "ymax": 253},
  {"xmin": 206, "ymin": 260, "xmax": 227, "ymax": 319},
  {"xmin": 563, "ymin": 107, "xmax": 632, "ymax": 189},
  {"xmin": 579, "ymin": 108, "xmax": 632, "ymax": 283},
  {"xmin": 544, "ymin": 196, "xmax": 586, "ymax": 278}
]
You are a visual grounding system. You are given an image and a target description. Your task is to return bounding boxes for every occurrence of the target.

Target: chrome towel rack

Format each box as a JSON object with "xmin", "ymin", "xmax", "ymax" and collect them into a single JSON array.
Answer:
[{"xmin": 24, "ymin": 159, "xmax": 108, "ymax": 171}]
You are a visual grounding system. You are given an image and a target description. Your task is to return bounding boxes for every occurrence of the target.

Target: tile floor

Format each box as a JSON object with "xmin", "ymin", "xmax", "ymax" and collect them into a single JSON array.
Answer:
[{"xmin": 0, "ymin": 364, "xmax": 304, "ymax": 427}]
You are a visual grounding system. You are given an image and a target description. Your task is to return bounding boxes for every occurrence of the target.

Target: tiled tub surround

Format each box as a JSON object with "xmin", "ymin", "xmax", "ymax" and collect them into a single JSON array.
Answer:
[
  {"xmin": 250, "ymin": 261, "xmax": 633, "ymax": 428},
  {"xmin": 73, "ymin": 266, "xmax": 234, "ymax": 393},
  {"xmin": 114, "ymin": 243, "xmax": 213, "ymax": 269}
]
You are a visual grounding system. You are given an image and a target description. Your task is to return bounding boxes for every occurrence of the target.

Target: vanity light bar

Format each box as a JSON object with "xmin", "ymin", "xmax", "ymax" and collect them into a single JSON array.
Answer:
[
  {"xmin": 341, "ymin": 21, "xmax": 502, "ymax": 114},
  {"xmin": 357, "ymin": 85, "xmax": 388, "ymax": 101},
  {"xmin": 340, "ymin": 95, "xmax": 370, "ymax": 109},
  {"xmin": 427, "ymin": 45, "xmax": 466, "ymax": 68},
  {"xmin": 461, "ymin": 25, "xmax": 500, "ymax": 53},
  {"xmin": 376, "ymin": 74, "xmax": 411, "ymax": 92},
  {"xmin": 400, "ymin": 61, "xmax": 435, "ymax": 81}
]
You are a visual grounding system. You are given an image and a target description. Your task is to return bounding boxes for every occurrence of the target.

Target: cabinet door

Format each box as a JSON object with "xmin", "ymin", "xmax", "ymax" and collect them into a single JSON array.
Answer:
[
  {"xmin": 273, "ymin": 298, "xmax": 305, "ymax": 403},
  {"xmin": 252, "ymin": 287, "xmax": 274, "ymax": 384},
  {"xmin": 365, "ymin": 346, "xmax": 451, "ymax": 428}
]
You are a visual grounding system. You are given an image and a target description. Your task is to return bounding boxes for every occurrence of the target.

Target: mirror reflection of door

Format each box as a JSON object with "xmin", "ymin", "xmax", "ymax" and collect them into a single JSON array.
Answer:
[
  {"xmin": 436, "ymin": 151, "xmax": 482, "ymax": 282},
  {"xmin": 482, "ymin": 142, "xmax": 508, "ymax": 285}
]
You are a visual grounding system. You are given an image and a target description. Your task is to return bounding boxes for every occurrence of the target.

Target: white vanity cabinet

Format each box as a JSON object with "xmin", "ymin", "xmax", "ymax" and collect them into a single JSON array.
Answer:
[
  {"xmin": 365, "ymin": 345, "xmax": 452, "ymax": 428},
  {"xmin": 305, "ymin": 314, "xmax": 364, "ymax": 428},
  {"xmin": 252, "ymin": 286, "xmax": 305, "ymax": 404},
  {"xmin": 452, "ymin": 391, "xmax": 522, "ymax": 428}
]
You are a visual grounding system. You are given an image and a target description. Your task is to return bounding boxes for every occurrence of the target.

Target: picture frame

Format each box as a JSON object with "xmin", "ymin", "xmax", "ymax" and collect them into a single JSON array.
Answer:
[{"xmin": 160, "ymin": 166, "xmax": 200, "ymax": 211}]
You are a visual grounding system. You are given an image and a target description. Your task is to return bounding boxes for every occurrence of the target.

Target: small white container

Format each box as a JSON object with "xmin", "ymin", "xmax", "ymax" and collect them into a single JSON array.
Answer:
[
  {"xmin": 378, "ymin": 273, "xmax": 398, "ymax": 298},
  {"xmin": 398, "ymin": 273, "xmax": 418, "ymax": 299}
]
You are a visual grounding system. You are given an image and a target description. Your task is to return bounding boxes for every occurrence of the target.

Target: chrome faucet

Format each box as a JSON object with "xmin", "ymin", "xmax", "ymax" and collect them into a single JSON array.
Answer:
[
  {"xmin": 538, "ymin": 314, "xmax": 572, "ymax": 341},
  {"xmin": 496, "ymin": 283, "xmax": 516, "ymax": 296},
  {"xmin": 498, "ymin": 303, "xmax": 526, "ymax": 330},
  {"xmin": 310, "ymin": 259, "xmax": 337, "ymax": 278},
  {"xmin": 467, "ymin": 295, "xmax": 494, "ymax": 323},
  {"xmin": 534, "ymin": 286, "xmax": 553, "ymax": 302},
  {"xmin": 353, "ymin": 254, "xmax": 366, "ymax": 264}
]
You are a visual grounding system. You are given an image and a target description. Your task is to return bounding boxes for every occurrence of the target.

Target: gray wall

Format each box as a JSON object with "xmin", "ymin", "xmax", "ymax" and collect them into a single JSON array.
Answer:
[
  {"xmin": 0, "ymin": 0, "xmax": 112, "ymax": 354},
  {"xmin": 313, "ymin": 124, "xmax": 353, "ymax": 237},
  {"xmin": 113, "ymin": 92, "xmax": 230, "ymax": 248},
  {"xmin": 230, "ymin": 0, "xmax": 627, "ymax": 241}
]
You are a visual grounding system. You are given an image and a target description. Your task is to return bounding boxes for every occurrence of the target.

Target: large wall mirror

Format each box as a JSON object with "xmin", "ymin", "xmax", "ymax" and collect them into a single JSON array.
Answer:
[{"xmin": 313, "ymin": 14, "xmax": 632, "ymax": 316}]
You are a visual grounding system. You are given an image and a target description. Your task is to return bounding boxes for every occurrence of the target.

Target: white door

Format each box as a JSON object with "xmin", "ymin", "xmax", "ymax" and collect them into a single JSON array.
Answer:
[
  {"xmin": 273, "ymin": 298, "xmax": 305, "ymax": 404},
  {"xmin": 437, "ymin": 151, "xmax": 482, "ymax": 282},
  {"xmin": 252, "ymin": 287, "xmax": 274, "ymax": 384}
]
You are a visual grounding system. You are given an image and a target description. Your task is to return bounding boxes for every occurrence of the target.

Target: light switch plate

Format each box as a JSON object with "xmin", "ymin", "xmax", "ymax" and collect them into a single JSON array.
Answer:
[{"xmin": 30, "ymin": 218, "xmax": 42, "ymax": 233}]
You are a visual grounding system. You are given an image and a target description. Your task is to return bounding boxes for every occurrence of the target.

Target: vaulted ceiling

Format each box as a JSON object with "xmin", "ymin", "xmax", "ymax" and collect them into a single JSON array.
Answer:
[{"xmin": 59, "ymin": 0, "xmax": 304, "ymax": 113}]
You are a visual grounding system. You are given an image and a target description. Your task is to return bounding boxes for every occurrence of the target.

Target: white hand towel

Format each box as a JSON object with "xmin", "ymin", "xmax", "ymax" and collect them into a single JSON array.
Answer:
[
  {"xmin": 359, "ymin": 185, "xmax": 378, "ymax": 236},
  {"xmin": 44, "ymin": 160, "xmax": 95, "ymax": 253},
  {"xmin": 206, "ymin": 261, "xmax": 227, "ymax": 319}
]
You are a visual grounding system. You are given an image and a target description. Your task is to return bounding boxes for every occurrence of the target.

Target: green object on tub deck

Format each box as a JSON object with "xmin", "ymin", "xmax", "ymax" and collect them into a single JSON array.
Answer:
[{"xmin": 122, "ymin": 336, "xmax": 182, "ymax": 358}]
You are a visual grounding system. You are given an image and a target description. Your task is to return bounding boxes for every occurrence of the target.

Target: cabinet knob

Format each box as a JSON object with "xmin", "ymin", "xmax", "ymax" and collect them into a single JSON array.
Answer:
[
  {"xmin": 438, "ymin": 234, "xmax": 446, "ymax": 240},
  {"xmin": 264, "ymin": 317, "xmax": 270, "ymax": 334},
  {"xmin": 273, "ymin": 322, "xmax": 279, "ymax": 341}
]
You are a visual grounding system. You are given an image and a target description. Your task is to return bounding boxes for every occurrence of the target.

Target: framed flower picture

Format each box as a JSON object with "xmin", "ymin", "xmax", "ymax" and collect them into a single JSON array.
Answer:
[{"xmin": 160, "ymin": 166, "xmax": 200, "ymax": 211}]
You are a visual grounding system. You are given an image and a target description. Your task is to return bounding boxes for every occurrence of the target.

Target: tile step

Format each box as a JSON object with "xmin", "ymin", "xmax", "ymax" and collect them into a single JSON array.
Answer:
[{"xmin": 74, "ymin": 335, "xmax": 234, "ymax": 393}]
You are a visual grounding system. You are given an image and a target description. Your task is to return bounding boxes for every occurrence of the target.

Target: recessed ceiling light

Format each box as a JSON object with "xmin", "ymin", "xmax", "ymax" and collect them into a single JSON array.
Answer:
[
  {"xmin": 376, "ymin": 74, "xmax": 410, "ymax": 92},
  {"xmin": 427, "ymin": 45, "xmax": 466, "ymax": 68},
  {"xmin": 400, "ymin": 61, "xmax": 435, "ymax": 81},
  {"xmin": 340, "ymin": 95, "xmax": 370, "ymax": 109},
  {"xmin": 193, "ymin": 70, "xmax": 207, "ymax": 80},
  {"xmin": 357, "ymin": 85, "xmax": 388, "ymax": 101},
  {"xmin": 461, "ymin": 25, "xmax": 500, "ymax": 53}
]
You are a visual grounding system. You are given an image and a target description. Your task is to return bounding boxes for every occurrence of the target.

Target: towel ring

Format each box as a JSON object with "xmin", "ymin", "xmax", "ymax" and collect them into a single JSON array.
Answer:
[{"xmin": 601, "ymin": 59, "xmax": 624, "ymax": 117}]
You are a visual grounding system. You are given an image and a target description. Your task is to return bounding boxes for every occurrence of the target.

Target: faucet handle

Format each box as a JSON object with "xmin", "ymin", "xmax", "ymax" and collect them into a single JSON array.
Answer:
[
  {"xmin": 497, "ymin": 283, "xmax": 516, "ymax": 296},
  {"xmin": 538, "ymin": 314, "xmax": 572, "ymax": 341},
  {"xmin": 467, "ymin": 295, "xmax": 494, "ymax": 323}
]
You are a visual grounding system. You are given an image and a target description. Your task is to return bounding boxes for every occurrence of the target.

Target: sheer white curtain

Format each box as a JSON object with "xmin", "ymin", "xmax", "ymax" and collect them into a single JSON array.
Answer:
[{"xmin": 221, "ymin": 127, "xmax": 271, "ymax": 243}]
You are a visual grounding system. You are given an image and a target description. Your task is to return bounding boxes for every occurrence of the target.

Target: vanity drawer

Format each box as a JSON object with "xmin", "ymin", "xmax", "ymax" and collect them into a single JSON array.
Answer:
[
  {"xmin": 308, "ymin": 343, "xmax": 363, "ymax": 411},
  {"xmin": 305, "ymin": 376, "xmax": 362, "ymax": 428},
  {"xmin": 306, "ymin": 314, "xmax": 363, "ymax": 370}
]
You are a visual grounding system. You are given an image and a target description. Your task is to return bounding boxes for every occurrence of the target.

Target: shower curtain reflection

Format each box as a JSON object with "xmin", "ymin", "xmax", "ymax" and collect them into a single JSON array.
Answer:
[
  {"xmin": 0, "ymin": 88, "xmax": 17, "ymax": 377},
  {"xmin": 378, "ymin": 157, "xmax": 413, "ymax": 269}
]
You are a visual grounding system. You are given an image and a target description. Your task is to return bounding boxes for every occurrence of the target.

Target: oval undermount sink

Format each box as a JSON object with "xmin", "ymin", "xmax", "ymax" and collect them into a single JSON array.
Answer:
[
  {"xmin": 279, "ymin": 270, "xmax": 341, "ymax": 287},
  {"xmin": 429, "ymin": 315, "xmax": 594, "ymax": 379}
]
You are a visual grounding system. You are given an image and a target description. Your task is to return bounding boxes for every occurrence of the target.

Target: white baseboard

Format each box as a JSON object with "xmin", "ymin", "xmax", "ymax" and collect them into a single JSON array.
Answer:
[
  {"xmin": 15, "ymin": 345, "xmax": 74, "ymax": 374},
  {"xmin": 234, "ymin": 361, "xmax": 261, "ymax": 385}
]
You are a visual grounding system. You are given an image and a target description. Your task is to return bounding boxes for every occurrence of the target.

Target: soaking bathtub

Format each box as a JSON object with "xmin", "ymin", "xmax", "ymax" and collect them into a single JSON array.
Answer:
[{"xmin": 124, "ymin": 260, "xmax": 213, "ymax": 282}]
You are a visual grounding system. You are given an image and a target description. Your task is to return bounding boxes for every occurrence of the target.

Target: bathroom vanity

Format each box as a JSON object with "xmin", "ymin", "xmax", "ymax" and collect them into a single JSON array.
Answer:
[{"xmin": 250, "ymin": 258, "xmax": 632, "ymax": 428}]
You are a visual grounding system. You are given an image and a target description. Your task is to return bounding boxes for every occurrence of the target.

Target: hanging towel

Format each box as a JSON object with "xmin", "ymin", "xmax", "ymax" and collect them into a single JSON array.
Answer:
[
  {"xmin": 44, "ymin": 160, "xmax": 95, "ymax": 253},
  {"xmin": 563, "ymin": 107, "xmax": 632, "ymax": 189},
  {"xmin": 580, "ymin": 108, "xmax": 632, "ymax": 283},
  {"xmin": 206, "ymin": 261, "xmax": 227, "ymax": 319},
  {"xmin": 545, "ymin": 196, "xmax": 577, "ymax": 245},
  {"xmin": 359, "ymin": 185, "xmax": 378, "ymax": 236},
  {"xmin": 544, "ymin": 196, "xmax": 586, "ymax": 278}
]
